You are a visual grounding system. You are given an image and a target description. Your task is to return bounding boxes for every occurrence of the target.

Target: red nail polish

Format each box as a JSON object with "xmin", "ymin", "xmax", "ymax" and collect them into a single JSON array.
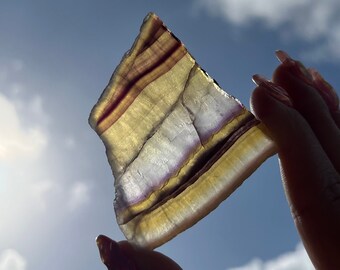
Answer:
[
  {"xmin": 252, "ymin": 74, "xmax": 293, "ymax": 107},
  {"xmin": 309, "ymin": 68, "xmax": 339, "ymax": 112},
  {"xmin": 96, "ymin": 235, "xmax": 136, "ymax": 270},
  {"xmin": 275, "ymin": 50, "xmax": 313, "ymax": 86}
]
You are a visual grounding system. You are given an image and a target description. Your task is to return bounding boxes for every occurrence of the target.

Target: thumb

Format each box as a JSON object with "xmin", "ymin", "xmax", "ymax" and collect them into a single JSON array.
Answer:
[{"xmin": 96, "ymin": 235, "xmax": 182, "ymax": 270}]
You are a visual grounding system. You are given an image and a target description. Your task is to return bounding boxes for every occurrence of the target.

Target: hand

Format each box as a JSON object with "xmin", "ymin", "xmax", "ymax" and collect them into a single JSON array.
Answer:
[
  {"xmin": 251, "ymin": 51, "xmax": 340, "ymax": 269},
  {"xmin": 96, "ymin": 51, "xmax": 340, "ymax": 270},
  {"xmin": 96, "ymin": 235, "xmax": 182, "ymax": 270}
]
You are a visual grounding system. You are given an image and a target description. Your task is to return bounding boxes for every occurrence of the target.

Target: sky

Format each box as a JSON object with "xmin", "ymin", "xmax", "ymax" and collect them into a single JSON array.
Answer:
[{"xmin": 0, "ymin": 1, "xmax": 339, "ymax": 269}]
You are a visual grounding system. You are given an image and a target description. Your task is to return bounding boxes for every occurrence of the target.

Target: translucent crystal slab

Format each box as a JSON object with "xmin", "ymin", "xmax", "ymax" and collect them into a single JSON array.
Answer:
[{"xmin": 89, "ymin": 13, "xmax": 276, "ymax": 249}]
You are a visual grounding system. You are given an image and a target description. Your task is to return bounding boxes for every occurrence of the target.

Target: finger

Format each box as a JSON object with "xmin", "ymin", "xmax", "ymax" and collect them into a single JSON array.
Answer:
[
  {"xmin": 251, "ymin": 86, "xmax": 340, "ymax": 269},
  {"xmin": 96, "ymin": 235, "xmax": 136, "ymax": 270},
  {"xmin": 250, "ymin": 84, "xmax": 339, "ymax": 211},
  {"xmin": 308, "ymin": 68, "xmax": 340, "ymax": 129},
  {"xmin": 273, "ymin": 51, "xmax": 340, "ymax": 173},
  {"xmin": 119, "ymin": 241, "xmax": 182, "ymax": 270},
  {"xmin": 96, "ymin": 235, "xmax": 182, "ymax": 270},
  {"xmin": 308, "ymin": 68, "xmax": 339, "ymax": 114}
]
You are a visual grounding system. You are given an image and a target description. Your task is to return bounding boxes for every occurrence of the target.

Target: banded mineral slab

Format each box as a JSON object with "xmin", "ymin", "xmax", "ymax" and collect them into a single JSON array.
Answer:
[{"xmin": 89, "ymin": 13, "xmax": 276, "ymax": 249}]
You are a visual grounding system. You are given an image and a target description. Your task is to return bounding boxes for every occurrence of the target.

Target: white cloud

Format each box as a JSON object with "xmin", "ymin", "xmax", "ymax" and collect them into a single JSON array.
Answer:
[
  {"xmin": 0, "ymin": 90, "xmax": 55, "ymax": 235},
  {"xmin": 67, "ymin": 181, "xmax": 91, "ymax": 211},
  {"xmin": 0, "ymin": 249, "xmax": 27, "ymax": 270},
  {"xmin": 31, "ymin": 180, "xmax": 59, "ymax": 211},
  {"xmin": 196, "ymin": 0, "xmax": 340, "ymax": 61},
  {"xmin": 0, "ymin": 93, "xmax": 47, "ymax": 161},
  {"xmin": 228, "ymin": 242, "xmax": 314, "ymax": 270},
  {"xmin": 0, "ymin": 87, "xmax": 88, "ymax": 241},
  {"xmin": 0, "ymin": 60, "xmax": 90, "ymax": 234},
  {"xmin": 27, "ymin": 95, "xmax": 50, "ymax": 125},
  {"xmin": 0, "ymin": 59, "xmax": 94, "ymax": 270},
  {"xmin": 197, "ymin": 0, "xmax": 309, "ymax": 26},
  {"xmin": 0, "ymin": 63, "xmax": 62, "ymax": 239}
]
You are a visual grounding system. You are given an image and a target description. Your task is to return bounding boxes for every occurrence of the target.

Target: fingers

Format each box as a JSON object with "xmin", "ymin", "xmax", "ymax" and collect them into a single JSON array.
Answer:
[
  {"xmin": 273, "ymin": 51, "xmax": 340, "ymax": 174},
  {"xmin": 308, "ymin": 68, "xmax": 339, "ymax": 114},
  {"xmin": 251, "ymin": 67, "xmax": 340, "ymax": 269},
  {"xmin": 308, "ymin": 68, "xmax": 340, "ymax": 129},
  {"xmin": 250, "ymin": 84, "xmax": 340, "ymax": 215},
  {"xmin": 96, "ymin": 235, "xmax": 182, "ymax": 270}
]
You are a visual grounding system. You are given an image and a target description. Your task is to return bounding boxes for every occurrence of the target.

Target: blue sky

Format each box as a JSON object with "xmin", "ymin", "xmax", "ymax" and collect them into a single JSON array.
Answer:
[{"xmin": 1, "ymin": 1, "xmax": 339, "ymax": 269}]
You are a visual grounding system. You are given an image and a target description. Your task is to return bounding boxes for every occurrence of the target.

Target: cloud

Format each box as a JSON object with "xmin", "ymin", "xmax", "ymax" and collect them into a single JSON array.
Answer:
[
  {"xmin": 0, "ymin": 58, "xmax": 96, "ymax": 270},
  {"xmin": 0, "ymin": 62, "xmax": 62, "ymax": 239},
  {"xmin": 0, "ymin": 60, "xmax": 91, "ymax": 235},
  {"xmin": 27, "ymin": 95, "xmax": 50, "ymax": 125},
  {"xmin": 0, "ymin": 90, "xmax": 54, "ymax": 235},
  {"xmin": 228, "ymin": 242, "xmax": 314, "ymax": 270},
  {"xmin": 0, "ymin": 93, "xmax": 47, "ymax": 161},
  {"xmin": 0, "ymin": 249, "xmax": 27, "ymax": 270},
  {"xmin": 67, "ymin": 181, "xmax": 91, "ymax": 211},
  {"xmin": 30, "ymin": 180, "xmax": 59, "ymax": 211},
  {"xmin": 197, "ymin": 0, "xmax": 309, "ymax": 26},
  {"xmin": 196, "ymin": 0, "xmax": 340, "ymax": 61},
  {"xmin": 0, "ymin": 86, "xmax": 89, "ymax": 248}
]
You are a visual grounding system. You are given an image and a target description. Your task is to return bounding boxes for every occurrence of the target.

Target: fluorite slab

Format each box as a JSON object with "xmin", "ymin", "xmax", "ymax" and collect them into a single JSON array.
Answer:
[{"xmin": 89, "ymin": 13, "xmax": 276, "ymax": 249}]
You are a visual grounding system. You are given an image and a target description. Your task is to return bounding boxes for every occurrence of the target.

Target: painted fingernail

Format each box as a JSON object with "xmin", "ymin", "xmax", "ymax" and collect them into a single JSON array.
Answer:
[
  {"xmin": 252, "ymin": 74, "xmax": 293, "ymax": 107},
  {"xmin": 275, "ymin": 50, "xmax": 313, "ymax": 85},
  {"xmin": 96, "ymin": 235, "xmax": 135, "ymax": 270},
  {"xmin": 275, "ymin": 50, "xmax": 294, "ymax": 64},
  {"xmin": 309, "ymin": 68, "xmax": 339, "ymax": 112}
]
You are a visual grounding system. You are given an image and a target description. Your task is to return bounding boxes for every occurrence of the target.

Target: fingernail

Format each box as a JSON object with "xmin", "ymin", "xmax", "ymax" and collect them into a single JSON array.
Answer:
[
  {"xmin": 96, "ymin": 235, "xmax": 135, "ymax": 270},
  {"xmin": 252, "ymin": 74, "xmax": 293, "ymax": 107},
  {"xmin": 309, "ymin": 68, "xmax": 339, "ymax": 112},
  {"xmin": 275, "ymin": 50, "xmax": 313, "ymax": 85},
  {"xmin": 275, "ymin": 50, "xmax": 294, "ymax": 64}
]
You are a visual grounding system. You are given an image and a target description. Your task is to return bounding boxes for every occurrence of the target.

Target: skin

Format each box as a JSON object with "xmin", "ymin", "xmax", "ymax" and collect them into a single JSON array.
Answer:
[{"xmin": 97, "ymin": 58, "xmax": 340, "ymax": 270}]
